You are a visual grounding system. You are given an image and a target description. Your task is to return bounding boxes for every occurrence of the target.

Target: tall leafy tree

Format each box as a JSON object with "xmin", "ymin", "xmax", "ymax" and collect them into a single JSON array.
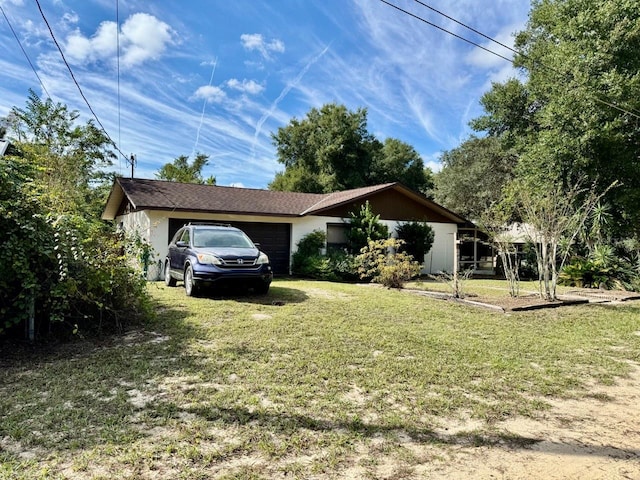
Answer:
[
  {"xmin": 1, "ymin": 93, "xmax": 149, "ymax": 338},
  {"xmin": 156, "ymin": 153, "xmax": 215, "ymax": 184},
  {"xmin": 270, "ymin": 103, "xmax": 432, "ymax": 193},
  {"xmin": 7, "ymin": 89, "xmax": 115, "ymax": 215},
  {"xmin": 472, "ymin": 0, "xmax": 640, "ymax": 236},
  {"xmin": 270, "ymin": 103, "xmax": 376, "ymax": 193},
  {"xmin": 370, "ymin": 138, "xmax": 434, "ymax": 195},
  {"xmin": 434, "ymin": 136, "xmax": 517, "ymax": 220}
]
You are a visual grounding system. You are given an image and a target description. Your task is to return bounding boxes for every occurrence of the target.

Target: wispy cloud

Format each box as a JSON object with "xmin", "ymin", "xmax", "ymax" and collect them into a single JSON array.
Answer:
[
  {"xmin": 226, "ymin": 78, "xmax": 264, "ymax": 95},
  {"xmin": 251, "ymin": 44, "xmax": 331, "ymax": 158},
  {"xmin": 240, "ymin": 33, "xmax": 284, "ymax": 60}
]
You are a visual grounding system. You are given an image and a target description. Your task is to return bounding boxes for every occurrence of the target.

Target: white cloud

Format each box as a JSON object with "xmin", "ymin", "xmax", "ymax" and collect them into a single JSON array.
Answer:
[
  {"xmin": 193, "ymin": 85, "xmax": 226, "ymax": 103},
  {"xmin": 120, "ymin": 13, "xmax": 174, "ymax": 66},
  {"xmin": 240, "ymin": 33, "xmax": 285, "ymax": 60},
  {"xmin": 64, "ymin": 13, "xmax": 174, "ymax": 67},
  {"xmin": 226, "ymin": 78, "xmax": 264, "ymax": 95}
]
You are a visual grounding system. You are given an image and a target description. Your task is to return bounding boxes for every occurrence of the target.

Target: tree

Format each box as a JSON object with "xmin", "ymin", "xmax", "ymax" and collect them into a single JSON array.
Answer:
[
  {"xmin": 7, "ymin": 89, "xmax": 115, "ymax": 215},
  {"xmin": 509, "ymin": 178, "xmax": 615, "ymax": 301},
  {"xmin": 2, "ymin": 93, "xmax": 150, "ymax": 338},
  {"xmin": 156, "ymin": 153, "xmax": 215, "ymax": 184},
  {"xmin": 370, "ymin": 138, "xmax": 434, "ymax": 195},
  {"xmin": 270, "ymin": 103, "xmax": 376, "ymax": 193},
  {"xmin": 395, "ymin": 221, "xmax": 435, "ymax": 264},
  {"xmin": 471, "ymin": 0, "xmax": 640, "ymax": 237},
  {"xmin": 434, "ymin": 136, "xmax": 517, "ymax": 220},
  {"xmin": 269, "ymin": 103, "xmax": 432, "ymax": 193},
  {"xmin": 345, "ymin": 201, "xmax": 389, "ymax": 254}
]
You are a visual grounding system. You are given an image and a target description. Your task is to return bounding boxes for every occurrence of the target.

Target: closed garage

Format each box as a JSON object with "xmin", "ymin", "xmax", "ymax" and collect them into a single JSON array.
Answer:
[{"xmin": 168, "ymin": 219, "xmax": 291, "ymax": 275}]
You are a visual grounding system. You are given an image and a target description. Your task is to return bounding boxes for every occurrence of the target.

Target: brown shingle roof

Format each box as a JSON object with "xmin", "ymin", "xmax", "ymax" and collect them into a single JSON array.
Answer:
[
  {"xmin": 110, "ymin": 178, "xmax": 326, "ymax": 217},
  {"xmin": 102, "ymin": 178, "xmax": 466, "ymax": 224}
]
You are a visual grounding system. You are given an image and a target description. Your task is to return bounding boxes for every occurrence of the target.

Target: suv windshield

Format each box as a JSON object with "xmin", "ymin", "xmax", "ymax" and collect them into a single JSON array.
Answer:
[{"xmin": 192, "ymin": 229, "xmax": 254, "ymax": 248}]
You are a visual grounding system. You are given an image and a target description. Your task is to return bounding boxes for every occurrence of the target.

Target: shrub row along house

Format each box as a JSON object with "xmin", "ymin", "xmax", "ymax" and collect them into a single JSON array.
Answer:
[{"xmin": 102, "ymin": 178, "xmax": 468, "ymax": 279}]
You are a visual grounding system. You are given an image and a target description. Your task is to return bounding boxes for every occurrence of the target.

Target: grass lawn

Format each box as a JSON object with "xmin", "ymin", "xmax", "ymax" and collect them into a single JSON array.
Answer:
[{"xmin": 1, "ymin": 278, "xmax": 639, "ymax": 479}]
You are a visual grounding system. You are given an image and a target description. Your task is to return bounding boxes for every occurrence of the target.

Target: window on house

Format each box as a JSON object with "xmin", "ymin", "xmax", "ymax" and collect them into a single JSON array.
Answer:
[{"xmin": 327, "ymin": 223, "xmax": 348, "ymax": 252}]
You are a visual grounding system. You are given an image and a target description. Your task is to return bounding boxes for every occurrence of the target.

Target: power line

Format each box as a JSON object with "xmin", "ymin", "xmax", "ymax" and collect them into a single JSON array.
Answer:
[
  {"xmin": 116, "ymin": 0, "xmax": 122, "ymax": 174},
  {"xmin": 380, "ymin": 0, "xmax": 640, "ymax": 121},
  {"xmin": 0, "ymin": 4, "xmax": 51, "ymax": 99},
  {"xmin": 377, "ymin": 0, "xmax": 513, "ymax": 63},
  {"xmin": 34, "ymin": 0, "xmax": 131, "ymax": 162},
  {"xmin": 412, "ymin": 0, "xmax": 640, "ymax": 119},
  {"xmin": 413, "ymin": 0, "xmax": 517, "ymax": 56}
]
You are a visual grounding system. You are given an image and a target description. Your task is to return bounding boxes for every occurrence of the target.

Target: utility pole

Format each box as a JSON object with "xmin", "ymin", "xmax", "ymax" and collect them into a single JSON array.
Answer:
[{"xmin": 129, "ymin": 154, "xmax": 136, "ymax": 178}]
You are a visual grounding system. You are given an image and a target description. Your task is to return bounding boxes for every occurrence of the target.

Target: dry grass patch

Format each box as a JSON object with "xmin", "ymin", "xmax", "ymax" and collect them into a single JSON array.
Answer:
[{"xmin": 1, "ymin": 279, "xmax": 639, "ymax": 478}]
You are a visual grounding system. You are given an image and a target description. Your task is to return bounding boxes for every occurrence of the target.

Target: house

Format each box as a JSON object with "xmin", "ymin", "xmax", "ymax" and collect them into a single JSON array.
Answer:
[{"xmin": 101, "ymin": 178, "xmax": 467, "ymax": 279}]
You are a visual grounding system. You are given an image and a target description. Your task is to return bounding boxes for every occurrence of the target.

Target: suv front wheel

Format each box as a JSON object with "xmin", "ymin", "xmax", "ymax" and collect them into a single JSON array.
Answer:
[
  {"xmin": 164, "ymin": 260, "xmax": 177, "ymax": 287},
  {"xmin": 184, "ymin": 265, "xmax": 199, "ymax": 297}
]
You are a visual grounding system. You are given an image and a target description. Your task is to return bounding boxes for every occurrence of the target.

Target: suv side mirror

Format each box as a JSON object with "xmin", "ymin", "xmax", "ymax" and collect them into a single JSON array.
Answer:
[
  {"xmin": 253, "ymin": 242, "xmax": 261, "ymax": 248},
  {"xmin": 176, "ymin": 240, "xmax": 188, "ymax": 248}
]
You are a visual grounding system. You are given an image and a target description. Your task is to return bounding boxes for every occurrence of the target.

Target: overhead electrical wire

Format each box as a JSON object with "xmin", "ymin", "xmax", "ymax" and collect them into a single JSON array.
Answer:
[
  {"xmin": 377, "ymin": 0, "xmax": 513, "ymax": 63},
  {"xmin": 412, "ymin": 0, "xmax": 640, "ymax": 119},
  {"xmin": 34, "ymin": 0, "xmax": 131, "ymax": 163},
  {"xmin": 116, "ymin": 0, "xmax": 122, "ymax": 174},
  {"xmin": 0, "ymin": 4, "xmax": 51, "ymax": 99},
  {"xmin": 379, "ymin": 0, "xmax": 640, "ymax": 121}
]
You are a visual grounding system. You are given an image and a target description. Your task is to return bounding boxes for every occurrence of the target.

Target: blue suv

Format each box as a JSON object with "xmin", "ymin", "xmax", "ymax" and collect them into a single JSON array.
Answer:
[{"xmin": 164, "ymin": 223, "xmax": 273, "ymax": 296}]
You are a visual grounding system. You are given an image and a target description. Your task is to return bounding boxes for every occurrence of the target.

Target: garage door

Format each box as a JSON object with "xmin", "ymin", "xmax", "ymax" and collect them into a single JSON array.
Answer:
[{"xmin": 168, "ymin": 219, "xmax": 291, "ymax": 274}]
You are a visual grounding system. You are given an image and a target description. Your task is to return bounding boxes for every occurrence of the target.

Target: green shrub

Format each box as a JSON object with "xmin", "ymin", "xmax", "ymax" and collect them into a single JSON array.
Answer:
[
  {"xmin": 356, "ymin": 238, "xmax": 421, "ymax": 288},
  {"xmin": 396, "ymin": 221, "xmax": 434, "ymax": 262},
  {"xmin": 559, "ymin": 243, "xmax": 639, "ymax": 291},
  {"xmin": 0, "ymin": 158, "xmax": 151, "ymax": 338},
  {"xmin": 345, "ymin": 201, "xmax": 388, "ymax": 253},
  {"xmin": 292, "ymin": 231, "xmax": 358, "ymax": 281}
]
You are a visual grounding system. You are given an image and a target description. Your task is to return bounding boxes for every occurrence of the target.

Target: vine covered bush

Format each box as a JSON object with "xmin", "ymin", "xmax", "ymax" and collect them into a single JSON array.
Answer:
[
  {"xmin": 1, "ymin": 92, "xmax": 152, "ymax": 339},
  {"xmin": 0, "ymin": 158, "xmax": 151, "ymax": 337}
]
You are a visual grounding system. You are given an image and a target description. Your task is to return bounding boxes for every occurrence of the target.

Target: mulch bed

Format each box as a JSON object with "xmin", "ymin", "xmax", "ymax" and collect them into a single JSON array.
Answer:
[{"xmin": 405, "ymin": 289, "xmax": 638, "ymax": 313}]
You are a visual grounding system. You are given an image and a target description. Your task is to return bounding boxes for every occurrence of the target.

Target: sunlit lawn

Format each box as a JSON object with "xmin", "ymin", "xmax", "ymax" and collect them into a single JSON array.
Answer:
[{"xmin": 1, "ymin": 279, "xmax": 639, "ymax": 478}]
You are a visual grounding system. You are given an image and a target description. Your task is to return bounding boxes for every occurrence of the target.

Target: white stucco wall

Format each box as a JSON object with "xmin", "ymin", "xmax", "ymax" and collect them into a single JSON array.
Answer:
[
  {"xmin": 291, "ymin": 217, "xmax": 456, "ymax": 273},
  {"xmin": 116, "ymin": 210, "xmax": 458, "ymax": 278}
]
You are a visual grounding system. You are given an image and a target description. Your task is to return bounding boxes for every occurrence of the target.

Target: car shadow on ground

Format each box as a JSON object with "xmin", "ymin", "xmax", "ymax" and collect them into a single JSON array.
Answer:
[{"xmin": 193, "ymin": 284, "xmax": 309, "ymax": 305}]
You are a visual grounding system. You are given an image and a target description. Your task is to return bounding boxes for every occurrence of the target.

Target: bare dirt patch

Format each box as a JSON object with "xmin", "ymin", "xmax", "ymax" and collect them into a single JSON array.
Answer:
[{"xmin": 410, "ymin": 362, "xmax": 640, "ymax": 479}]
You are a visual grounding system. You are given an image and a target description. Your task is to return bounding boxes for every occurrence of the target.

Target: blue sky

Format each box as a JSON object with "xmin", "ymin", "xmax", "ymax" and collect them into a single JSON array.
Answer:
[{"xmin": 0, "ymin": 0, "xmax": 530, "ymax": 188}]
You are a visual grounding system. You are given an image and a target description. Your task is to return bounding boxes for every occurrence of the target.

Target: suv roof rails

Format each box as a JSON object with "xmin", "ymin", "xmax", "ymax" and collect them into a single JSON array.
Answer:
[{"xmin": 186, "ymin": 222, "xmax": 233, "ymax": 227}]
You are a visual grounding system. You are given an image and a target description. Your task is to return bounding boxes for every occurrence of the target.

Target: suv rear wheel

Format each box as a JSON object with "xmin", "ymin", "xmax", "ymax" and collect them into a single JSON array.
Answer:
[{"xmin": 184, "ymin": 265, "xmax": 199, "ymax": 297}]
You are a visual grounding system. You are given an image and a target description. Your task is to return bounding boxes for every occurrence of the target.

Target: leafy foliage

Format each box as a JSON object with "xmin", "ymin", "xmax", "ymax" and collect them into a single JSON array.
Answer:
[
  {"xmin": 435, "ymin": 136, "xmax": 517, "ymax": 221},
  {"xmin": 156, "ymin": 153, "xmax": 215, "ymax": 184},
  {"xmin": 291, "ymin": 230, "xmax": 358, "ymax": 281},
  {"xmin": 1, "ymin": 93, "xmax": 151, "ymax": 339},
  {"xmin": 470, "ymin": 1, "xmax": 640, "ymax": 237},
  {"xmin": 560, "ymin": 243, "xmax": 640, "ymax": 291},
  {"xmin": 345, "ymin": 201, "xmax": 389, "ymax": 254},
  {"xmin": 7, "ymin": 90, "xmax": 115, "ymax": 216},
  {"xmin": 356, "ymin": 238, "xmax": 421, "ymax": 288},
  {"xmin": 395, "ymin": 221, "xmax": 434, "ymax": 264},
  {"xmin": 269, "ymin": 103, "xmax": 433, "ymax": 194}
]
